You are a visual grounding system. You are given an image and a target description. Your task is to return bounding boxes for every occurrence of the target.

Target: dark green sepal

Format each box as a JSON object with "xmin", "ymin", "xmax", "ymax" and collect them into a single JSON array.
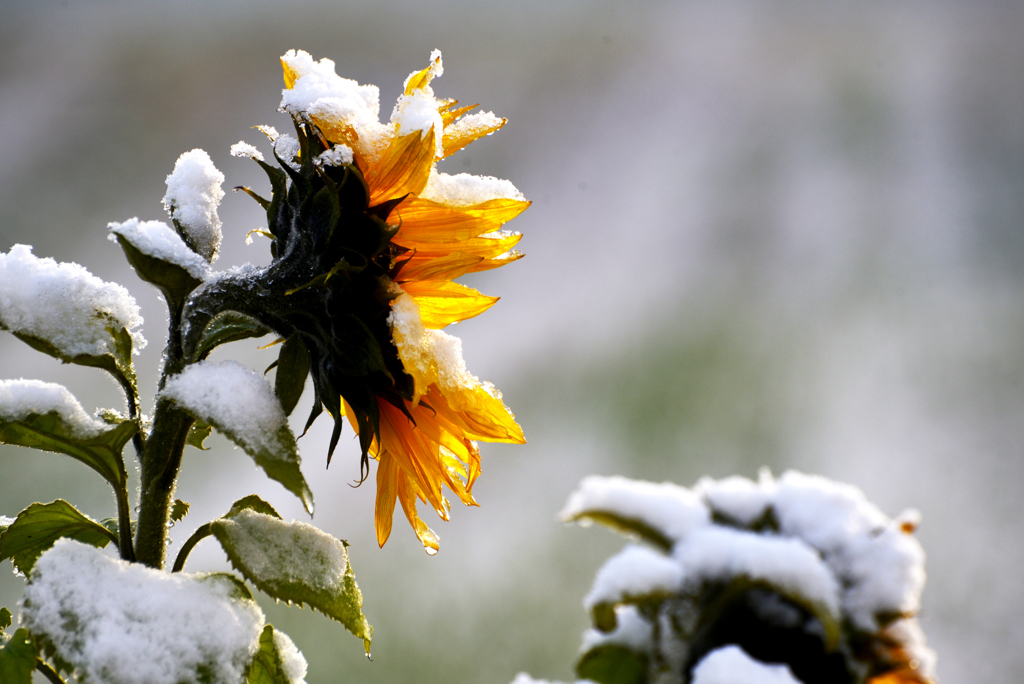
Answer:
[
  {"xmin": 192, "ymin": 311, "xmax": 272, "ymax": 361},
  {"xmin": 275, "ymin": 334, "xmax": 310, "ymax": 417},
  {"xmin": 112, "ymin": 233, "xmax": 203, "ymax": 313}
]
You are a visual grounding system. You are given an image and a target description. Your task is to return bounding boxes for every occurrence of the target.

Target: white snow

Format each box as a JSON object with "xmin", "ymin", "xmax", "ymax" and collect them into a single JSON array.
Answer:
[
  {"xmin": 215, "ymin": 509, "xmax": 349, "ymax": 593},
  {"xmin": 279, "ymin": 49, "xmax": 389, "ymax": 159},
  {"xmin": 316, "ymin": 145, "xmax": 354, "ymax": 167},
  {"xmin": 160, "ymin": 360, "xmax": 288, "ymax": 458},
  {"xmin": 584, "ymin": 545, "xmax": 683, "ymax": 611},
  {"xmin": 691, "ymin": 646, "xmax": 801, "ymax": 684},
  {"xmin": 420, "ymin": 171, "xmax": 525, "ymax": 206},
  {"xmin": 673, "ymin": 527, "xmax": 841, "ymax": 617},
  {"xmin": 271, "ymin": 628, "xmax": 308, "ymax": 684},
  {"xmin": 560, "ymin": 475, "xmax": 710, "ymax": 545},
  {"xmin": 274, "ymin": 134, "xmax": 301, "ymax": 169},
  {"xmin": 0, "ymin": 379, "xmax": 108, "ymax": 438},
  {"xmin": 771, "ymin": 471, "xmax": 925, "ymax": 631},
  {"xmin": 388, "ymin": 292, "xmax": 482, "ymax": 401},
  {"xmin": 442, "ymin": 109, "xmax": 504, "ymax": 150},
  {"xmin": 696, "ymin": 472, "xmax": 774, "ymax": 527},
  {"xmin": 22, "ymin": 539, "xmax": 264, "ymax": 684},
  {"xmin": 230, "ymin": 141, "xmax": 264, "ymax": 162},
  {"xmin": 108, "ymin": 218, "xmax": 212, "ymax": 281},
  {"xmin": 161, "ymin": 148, "xmax": 224, "ymax": 262},
  {"xmin": 0, "ymin": 244, "xmax": 144, "ymax": 358}
]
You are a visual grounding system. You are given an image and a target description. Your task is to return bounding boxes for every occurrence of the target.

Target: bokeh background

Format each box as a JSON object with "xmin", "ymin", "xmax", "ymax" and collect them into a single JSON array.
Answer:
[{"xmin": 2, "ymin": 0, "xmax": 1023, "ymax": 681}]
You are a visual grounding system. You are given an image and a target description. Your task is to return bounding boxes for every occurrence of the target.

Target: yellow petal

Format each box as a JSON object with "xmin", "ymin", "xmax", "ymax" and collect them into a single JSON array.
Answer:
[
  {"xmin": 363, "ymin": 127, "xmax": 435, "ymax": 205},
  {"xmin": 281, "ymin": 58, "xmax": 299, "ymax": 89},
  {"xmin": 443, "ymin": 116, "xmax": 507, "ymax": 158},
  {"xmin": 394, "ymin": 230, "xmax": 523, "ymax": 260},
  {"xmin": 393, "ymin": 197, "xmax": 530, "ymax": 243},
  {"xmin": 397, "ymin": 252, "xmax": 484, "ymax": 283},
  {"xmin": 402, "ymin": 281, "xmax": 499, "ymax": 328},
  {"xmin": 440, "ymin": 101, "xmax": 477, "ymax": 127},
  {"xmin": 464, "ymin": 250, "xmax": 525, "ymax": 274},
  {"xmin": 374, "ymin": 451, "xmax": 400, "ymax": 547}
]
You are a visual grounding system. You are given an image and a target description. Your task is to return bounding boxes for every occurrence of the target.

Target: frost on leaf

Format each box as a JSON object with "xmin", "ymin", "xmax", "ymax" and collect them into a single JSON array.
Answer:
[
  {"xmin": 0, "ymin": 379, "xmax": 136, "ymax": 488},
  {"xmin": 160, "ymin": 361, "xmax": 312, "ymax": 513},
  {"xmin": 211, "ymin": 509, "xmax": 372, "ymax": 653},
  {"xmin": 0, "ymin": 245, "xmax": 144, "ymax": 393},
  {"xmin": 162, "ymin": 149, "xmax": 225, "ymax": 262},
  {"xmin": 22, "ymin": 539, "xmax": 265, "ymax": 684},
  {"xmin": 245, "ymin": 625, "xmax": 308, "ymax": 684}
]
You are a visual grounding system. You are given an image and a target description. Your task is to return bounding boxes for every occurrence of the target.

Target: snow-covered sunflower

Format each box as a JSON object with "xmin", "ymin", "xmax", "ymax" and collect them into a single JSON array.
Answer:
[{"xmin": 186, "ymin": 50, "xmax": 526, "ymax": 554}]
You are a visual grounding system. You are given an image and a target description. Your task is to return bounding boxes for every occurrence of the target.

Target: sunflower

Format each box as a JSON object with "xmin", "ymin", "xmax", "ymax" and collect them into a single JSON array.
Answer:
[{"xmin": 187, "ymin": 50, "xmax": 526, "ymax": 553}]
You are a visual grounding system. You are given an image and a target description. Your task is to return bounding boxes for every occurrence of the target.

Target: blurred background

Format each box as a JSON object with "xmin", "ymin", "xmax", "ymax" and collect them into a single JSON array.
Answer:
[{"xmin": 2, "ymin": 0, "xmax": 1022, "ymax": 681}]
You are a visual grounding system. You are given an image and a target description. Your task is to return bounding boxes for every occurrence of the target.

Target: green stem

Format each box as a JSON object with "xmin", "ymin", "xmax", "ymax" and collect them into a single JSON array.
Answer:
[
  {"xmin": 171, "ymin": 522, "xmax": 212, "ymax": 573},
  {"xmin": 133, "ymin": 303, "xmax": 192, "ymax": 569},
  {"xmin": 134, "ymin": 397, "xmax": 192, "ymax": 568},
  {"xmin": 115, "ymin": 482, "xmax": 136, "ymax": 562},
  {"xmin": 35, "ymin": 659, "xmax": 67, "ymax": 684}
]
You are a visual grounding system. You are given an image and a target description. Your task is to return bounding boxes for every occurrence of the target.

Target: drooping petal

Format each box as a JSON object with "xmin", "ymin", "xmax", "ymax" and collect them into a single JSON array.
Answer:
[
  {"xmin": 442, "ymin": 111, "xmax": 507, "ymax": 158},
  {"xmin": 362, "ymin": 127, "xmax": 435, "ymax": 205},
  {"xmin": 392, "ymin": 196, "xmax": 530, "ymax": 242}
]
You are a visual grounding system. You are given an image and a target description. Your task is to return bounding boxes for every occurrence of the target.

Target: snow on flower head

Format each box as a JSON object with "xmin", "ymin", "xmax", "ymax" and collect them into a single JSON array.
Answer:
[{"xmin": 191, "ymin": 50, "xmax": 529, "ymax": 555}]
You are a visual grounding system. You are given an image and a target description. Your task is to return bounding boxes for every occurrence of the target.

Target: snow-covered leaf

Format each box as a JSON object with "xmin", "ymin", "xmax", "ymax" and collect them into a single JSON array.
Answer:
[
  {"xmin": 0, "ymin": 500, "xmax": 117, "ymax": 575},
  {"xmin": 210, "ymin": 510, "xmax": 372, "ymax": 653},
  {"xmin": 225, "ymin": 495, "xmax": 282, "ymax": 521},
  {"xmin": 23, "ymin": 540, "xmax": 265, "ymax": 684},
  {"xmin": 0, "ymin": 245, "xmax": 144, "ymax": 398},
  {"xmin": 0, "ymin": 627, "xmax": 36, "ymax": 684},
  {"xmin": 0, "ymin": 380, "xmax": 136, "ymax": 488},
  {"xmin": 110, "ymin": 225, "xmax": 205, "ymax": 311},
  {"xmin": 192, "ymin": 311, "xmax": 272, "ymax": 361},
  {"xmin": 576, "ymin": 644, "xmax": 648, "ymax": 684},
  {"xmin": 274, "ymin": 334, "xmax": 309, "ymax": 417},
  {"xmin": 161, "ymin": 361, "xmax": 313, "ymax": 514},
  {"xmin": 246, "ymin": 625, "xmax": 308, "ymax": 684}
]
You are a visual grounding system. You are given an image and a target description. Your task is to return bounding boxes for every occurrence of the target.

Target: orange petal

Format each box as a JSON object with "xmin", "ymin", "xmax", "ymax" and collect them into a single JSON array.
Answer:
[
  {"xmin": 402, "ymin": 281, "xmax": 499, "ymax": 328},
  {"xmin": 363, "ymin": 127, "xmax": 435, "ymax": 205},
  {"xmin": 397, "ymin": 252, "xmax": 484, "ymax": 283},
  {"xmin": 281, "ymin": 58, "xmax": 299, "ymax": 89},
  {"xmin": 374, "ymin": 451, "xmax": 400, "ymax": 547},
  {"xmin": 440, "ymin": 102, "xmax": 477, "ymax": 127},
  {"xmin": 443, "ymin": 115, "xmax": 507, "ymax": 158},
  {"xmin": 394, "ymin": 230, "xmax": 523, "ymax": 260},
  {"xmin": 464, "ymin": 250, "xmax": 525, "ymax": 274},
  {"xmin": 393, "ymin": 196, "xmax": 530, "ymax": 243}
]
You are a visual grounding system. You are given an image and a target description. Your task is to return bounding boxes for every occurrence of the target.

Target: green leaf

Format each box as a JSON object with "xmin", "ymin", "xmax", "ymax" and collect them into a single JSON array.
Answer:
[
  {"xmin": 0, "ymin": 501, "xmax": 117, "ymax": 575},
  {"xmin": 111, "ymin": 232, "xmax": 203, "ymax": 310},
  {"xmin": 274, "ymin": 335, "xmax": 310, "ymax": 417},
  {"xmin": 180, "ymin": 407, "xmax": 312, "ymax": 515},
  {"xmin": 211, "ymin": 510, "xmax": 372, "ymax": 653},
  {"xmin": 170, "ymin": 500, "xmax": 191, "ymax": 524},
  {"xmin": 563, "ymin": 511, "xmax": 673, "ymax": 552},
  {"xmin": 576, "ymin": 644, "xmax": 649, "ymax": 684},
  {"xmin": 193, "ymin": 311, "xmax": 272, "ymax": 361},
  {"xmin": 187, "ymin": 421, "xmax": 213, "ymax": 450},
  {"xmin": 0, "ymin": 628, "xmax": 36, "ymax": 684},
  {"xmin": 0, "ymin": 607, "xmax": 11, "ymax": 632},
  {"xmin": 246, "ymin": 625, "xmax": 301, "ymax": 684},
  {"xmin": 224, "ymin": 495, "xmax": 282, "ymax": 521},
  {"xmin": 0, "ymin": 407, "xmax": 136, "ymax": 489},
  {"xmin": 10, "ymin": 319, "xmax": 138, "ymax": 414}
]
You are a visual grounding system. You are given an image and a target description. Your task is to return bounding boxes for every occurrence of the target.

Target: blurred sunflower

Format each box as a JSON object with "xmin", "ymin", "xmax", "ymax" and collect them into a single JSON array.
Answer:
[{"xmin": 186, "ymin": 50, "xmax": 527, "ymax": 553}]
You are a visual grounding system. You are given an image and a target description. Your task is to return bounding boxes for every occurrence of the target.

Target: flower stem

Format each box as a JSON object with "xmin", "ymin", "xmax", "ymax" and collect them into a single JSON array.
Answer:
[{"xmin": 133, "ymin": 300, "xmax": 193, "ymax": 568}]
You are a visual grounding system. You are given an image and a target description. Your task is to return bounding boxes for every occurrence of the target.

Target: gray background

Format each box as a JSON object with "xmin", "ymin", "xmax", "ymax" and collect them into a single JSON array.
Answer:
[{"xmin": 2, "ymin": 1, "xmax": 1022, "ymax": 682}]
